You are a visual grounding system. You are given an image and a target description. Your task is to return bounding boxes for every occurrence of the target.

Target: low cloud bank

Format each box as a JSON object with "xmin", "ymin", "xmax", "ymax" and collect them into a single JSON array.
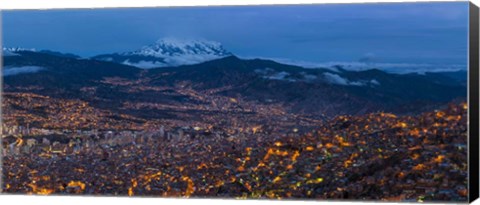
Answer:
[
  {"xmin": 241, "ymin": 56, "xmax": 466, "ymax": 74},
  {"xmin": 323, "ymin": 73, "xmax": 364, "ymax": 86},
  {"xmin": 3, "ymin": 66, "xmax": 46, "ymax": 76}
]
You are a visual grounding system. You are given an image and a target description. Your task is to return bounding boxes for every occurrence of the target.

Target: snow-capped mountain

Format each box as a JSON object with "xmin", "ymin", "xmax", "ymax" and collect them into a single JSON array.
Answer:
[
  {"xmin": 92, "ymin": 38, "xmax": 233, "ymax": 69},
  {"xmin": 2, "ymin": 47, "xmax": 82, "ymax": 59},
  {"xmin": 2, "ymin": 47, "xmax": 36, "ymax": 56}
]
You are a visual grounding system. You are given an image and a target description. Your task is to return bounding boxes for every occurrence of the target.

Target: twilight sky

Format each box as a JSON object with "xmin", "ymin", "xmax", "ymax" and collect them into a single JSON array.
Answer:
[{"xmin": 2, "ymin": 2, "xmax": 469, "ymax": 68}]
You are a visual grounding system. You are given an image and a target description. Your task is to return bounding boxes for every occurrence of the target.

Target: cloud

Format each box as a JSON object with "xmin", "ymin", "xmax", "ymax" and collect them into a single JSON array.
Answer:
[
  {"xmin": 241, "ymin": 56, "xmax": 341, "ymax": 72},
  {"xmin": 313, "ymin": 61, "xmax": 466, "ymax": 74},
  {"xmin": 164, "ymin": 54, "xmax": 225, "ymax": 67},
  {"xmin": 122, "ymin": 60, "xmax": 167, "ymax": 69},
  {"xmin": 241, "ymin": 56, "xmax": 466, "ymax": 74},
  {"xmin": 255, "ymin": 68, "xmax": 295, "ymax": 81},
  {"xmin": 370, "ymin": 79, "xmax": 380, "ymax": 85},
  {"xmin": 254, "ymin": 68, "xmax": 275, "ymax": 74},
  {"xmin": 99, "ymin": 57, "xmax": 113, "ymax": 62},
  {"xmin": 323, "ymin": 72, "xmax": 365, "ymax": 86},
  {"xmin": 323, "ymin": 72, "xmax": 350, "ymax": 85},
  {"xmin": 301, "ymin": 72, "xmax": 318, "ymax": 81},
  {"xmin": 122, "ymin": 54, "xmax": 228, "ymax": 69},
  {"xmin": 3, "ymin": 66, "xmax": 46, "ymax": 76},
  {"xmin": 266, "ymin": 71, "xmax": 290, "ymax": 80}
]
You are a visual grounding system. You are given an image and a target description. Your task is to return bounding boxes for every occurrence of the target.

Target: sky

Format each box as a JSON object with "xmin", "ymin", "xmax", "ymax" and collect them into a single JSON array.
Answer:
[{"xmin": 2, "ymin": 2, "xmax": 470, "ymax": 69}]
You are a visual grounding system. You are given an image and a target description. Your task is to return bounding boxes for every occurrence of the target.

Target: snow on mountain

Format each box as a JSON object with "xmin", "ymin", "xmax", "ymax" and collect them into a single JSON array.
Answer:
[
  {"xmin": 92, "ymin": 38, "xmax": 233, "ymax": 69},
  {"xmin": 130, "ymin": 38, "xmax": 231, "ymax": 57},
  {"xmin": 2, "ymin": 47, "xmax": 82, "ymax": 59},
  {"xmin": 2, "ymin": 47, "xmax": 36, "ymax": 56}
]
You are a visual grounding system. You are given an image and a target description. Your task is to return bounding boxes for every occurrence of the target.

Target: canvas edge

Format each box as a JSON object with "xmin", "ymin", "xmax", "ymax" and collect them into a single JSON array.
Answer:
[
  {"xmin": 0, "ymin": 2, "xmax": 476, "ymax": 203},
  {"xmin": 469, "ymin": 1, "xmax": 480, "ymax": 203},
  {"xmin": 0, "ymin": 9, "xmax": 4, "ymax": 194}
]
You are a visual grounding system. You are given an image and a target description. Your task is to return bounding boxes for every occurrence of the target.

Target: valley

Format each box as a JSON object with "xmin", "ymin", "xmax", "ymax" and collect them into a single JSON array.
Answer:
[{"xmin": 0, "ymin": 42, "xmax": 469, "ymax": 201}]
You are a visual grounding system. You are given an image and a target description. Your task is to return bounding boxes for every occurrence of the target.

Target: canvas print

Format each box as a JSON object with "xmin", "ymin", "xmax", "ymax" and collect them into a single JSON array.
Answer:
[{"xmin": 0, "ymin": 2, "xmax": 472, "ymax": 202}]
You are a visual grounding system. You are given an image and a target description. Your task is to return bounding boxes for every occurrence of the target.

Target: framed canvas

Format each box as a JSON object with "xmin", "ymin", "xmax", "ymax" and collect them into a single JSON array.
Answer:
[{"xmin": 1, "ymin": 1, "xmax": 479, "ymax": 203}]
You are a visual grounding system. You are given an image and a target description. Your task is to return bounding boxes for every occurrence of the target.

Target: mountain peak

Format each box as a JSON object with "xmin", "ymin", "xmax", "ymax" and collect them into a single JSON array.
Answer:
[
  {"xmin": 128, "ymin": 37, "xmax": 232, "ymax": 57},
  {"xmin": 3, "ymin": 47, "xmax": 36, "ymax": 56},
  {"xmin": 92, "ymin": 38, "xmax": 233, "ymax": 69},
  {"xmin": 3, "ymin": 47, "xmax": 37, "ymax": 52}
]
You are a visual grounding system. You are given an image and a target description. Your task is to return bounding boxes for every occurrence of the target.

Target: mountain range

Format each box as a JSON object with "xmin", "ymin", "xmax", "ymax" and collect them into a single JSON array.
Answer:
[{"xmin": 2, "ymin": 39, "xmax": 467, "ymax": 122}]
